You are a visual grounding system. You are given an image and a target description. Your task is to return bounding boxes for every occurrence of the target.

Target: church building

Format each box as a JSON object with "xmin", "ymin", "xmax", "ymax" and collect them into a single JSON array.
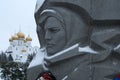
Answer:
[{"xmin": 6, "ymin": 31, "xmax": 37, "ymax": 63}]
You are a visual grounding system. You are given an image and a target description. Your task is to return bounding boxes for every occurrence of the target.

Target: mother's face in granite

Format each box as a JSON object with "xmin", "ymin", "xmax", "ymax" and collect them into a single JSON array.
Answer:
[
  {"xmin": 36, "ymin": 8, "xmax": 89, "ymax": 56},
  {"xmin": 44, "ymin": 17, "xmax": 66, "ymax": 55}
]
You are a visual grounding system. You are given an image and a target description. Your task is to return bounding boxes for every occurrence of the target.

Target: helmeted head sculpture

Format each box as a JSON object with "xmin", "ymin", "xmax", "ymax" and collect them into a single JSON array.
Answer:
[
  {"xmin": 27, "ymin": 0, "xmax": 120, "ymax": 80},
  {"xmin": 35, "ymin": 0, "xmax": 91, "ymax": 56}
]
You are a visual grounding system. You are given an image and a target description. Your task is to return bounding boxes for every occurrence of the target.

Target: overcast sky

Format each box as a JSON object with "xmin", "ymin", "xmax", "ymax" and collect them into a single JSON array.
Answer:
[{"xmin": 0, "ymin": 0, "xmax": 44, "ymax": 51}]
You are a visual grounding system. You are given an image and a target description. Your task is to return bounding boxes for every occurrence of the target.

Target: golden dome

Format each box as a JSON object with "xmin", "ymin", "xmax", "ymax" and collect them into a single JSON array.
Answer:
[
  {"xmin": 26, "ymin": 35, "xmax": 32, "ymax": 41},
  {"xmin": 12, "ymin": 34, "xmax": 18, "ymax": 40},
  {"xmin": 24, "ymin": 40, "xmax": 27, "ymax": 43},
  {"xmin": 9, "ymin": 37, "xmax": 13, "ymax": 42},
  {"xmin": 17, "ymin": 31, "xmax": 25, "ymax": 38},
  {"xmin": 21, "ymin": 48, "xmax": 26, "ymax": 52}
]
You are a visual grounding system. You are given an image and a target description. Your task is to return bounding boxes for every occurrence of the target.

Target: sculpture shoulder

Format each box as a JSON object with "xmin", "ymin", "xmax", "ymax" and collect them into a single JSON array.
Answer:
[
  {"xmin": 63, "ymin": 65, "xmax": 94, "ymax": 80},
  {"xmin": 91, "ymin": 28, "xmax": 119, "ymax": 43},
  {"xmin": 27, "ymin": 64, "xmax": 44, "ymax": 80},
  {"xmin": 91, "ymin": 28, "xmax": 120, "ymax": 50},
  {"xmin": 65, "ymin": 63, "xmax": 120, "ymax": 80}
]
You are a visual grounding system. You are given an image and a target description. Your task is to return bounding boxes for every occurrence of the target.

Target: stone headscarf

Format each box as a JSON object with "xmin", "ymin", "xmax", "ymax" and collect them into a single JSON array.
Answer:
[{"xmin": 35, "ymin": 0, "xmax": 91, "ymax": 50}]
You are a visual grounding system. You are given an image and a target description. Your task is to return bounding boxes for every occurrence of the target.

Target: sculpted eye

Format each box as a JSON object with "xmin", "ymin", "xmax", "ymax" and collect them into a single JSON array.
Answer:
[{"xmin": 50, "ymin": 28, "xmax": 60, "ymax": 33}]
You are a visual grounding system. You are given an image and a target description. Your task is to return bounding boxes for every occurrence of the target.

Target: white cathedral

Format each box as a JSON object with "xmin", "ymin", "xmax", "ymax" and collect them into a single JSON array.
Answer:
[{"xmin": 6, "ymin": 31, "xmax": 39, "ymax": 63}]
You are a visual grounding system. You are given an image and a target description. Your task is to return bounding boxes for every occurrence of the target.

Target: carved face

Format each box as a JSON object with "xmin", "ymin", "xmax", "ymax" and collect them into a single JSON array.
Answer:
[
  {"xmin": 44, "ymin": 17, "xmax": 66, "ymax": 55},
  {"xmin": 36, "ymin": 8, "xmax": 89, "ymax": 56}
]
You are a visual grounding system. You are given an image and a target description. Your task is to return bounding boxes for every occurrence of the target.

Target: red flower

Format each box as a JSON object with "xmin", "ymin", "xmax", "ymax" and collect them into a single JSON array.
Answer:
[
  {"xmin": 42, "ymin": 73, "xmax": 53, "ymax": 80},
  {"xmin": 116, "ymin": 74, "xmax": 120, "ymax": 78}
]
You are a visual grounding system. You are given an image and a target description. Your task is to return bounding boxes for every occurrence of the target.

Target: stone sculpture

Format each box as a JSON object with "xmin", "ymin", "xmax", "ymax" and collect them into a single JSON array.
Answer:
[{"xmin": 27, "ymin": 0, "xmax": 120, "ymax": 80}]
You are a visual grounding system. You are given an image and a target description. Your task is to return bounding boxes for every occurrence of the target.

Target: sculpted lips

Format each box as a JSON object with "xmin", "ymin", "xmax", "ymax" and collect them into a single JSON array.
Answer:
[{"xmin": 46, "ymin": 43, "xmax": 55, "ymax": 48}]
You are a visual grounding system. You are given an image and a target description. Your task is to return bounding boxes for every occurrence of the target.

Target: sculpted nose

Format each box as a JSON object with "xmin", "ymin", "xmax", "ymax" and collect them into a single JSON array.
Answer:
[{"xmin": 45, "ymin": 31, "xmax": 51, "ymax": 40}]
